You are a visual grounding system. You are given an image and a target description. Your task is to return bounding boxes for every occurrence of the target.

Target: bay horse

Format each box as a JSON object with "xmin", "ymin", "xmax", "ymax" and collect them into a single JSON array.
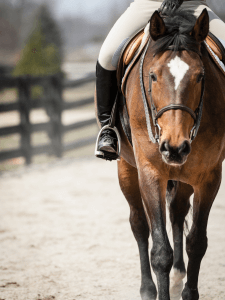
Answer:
[{"xmin": 115, "ymin": 8, "xmax": 225, "ymax": 300}]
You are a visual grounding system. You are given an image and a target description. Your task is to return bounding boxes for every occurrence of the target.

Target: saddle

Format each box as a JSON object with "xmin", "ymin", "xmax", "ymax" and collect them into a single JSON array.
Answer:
[
  {"xmin": 115, "ymin": 27, "xmax": 225, "ymax": 146},
  {"xmin": 117, "ymin": 26, "xmax": 150, "ymax": 96}
]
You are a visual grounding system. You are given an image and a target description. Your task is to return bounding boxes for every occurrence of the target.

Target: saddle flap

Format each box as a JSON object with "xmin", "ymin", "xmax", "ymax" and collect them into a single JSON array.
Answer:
[
  {"xmin": 123, "ymin": 31, "xmax": 145, "ymax": 65},
  {"xmin": 117, "ymin": 26, "xmax": 150, "ymax": 94}
]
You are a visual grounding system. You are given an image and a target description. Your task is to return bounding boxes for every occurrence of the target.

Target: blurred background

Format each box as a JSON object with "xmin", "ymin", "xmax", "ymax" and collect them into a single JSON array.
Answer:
[
  {"xmin": 0, "ymin": 0, "xmax": 224, "ymax": 171},
  {"xmin": 0, "ymin": 2, "xmax": 225, "ymax": 300}
]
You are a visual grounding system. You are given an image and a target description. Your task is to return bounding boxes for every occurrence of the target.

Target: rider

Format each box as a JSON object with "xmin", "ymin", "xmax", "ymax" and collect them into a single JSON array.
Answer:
[{"xmin": 95, "ymin": 0, "xmax": 225, "ymax": 160}]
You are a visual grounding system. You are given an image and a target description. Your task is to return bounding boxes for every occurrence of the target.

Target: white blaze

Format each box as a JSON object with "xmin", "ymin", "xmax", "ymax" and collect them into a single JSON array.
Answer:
[{"xmin": 168, "ymin": 56, "xmax": 189, "ymax": 90}]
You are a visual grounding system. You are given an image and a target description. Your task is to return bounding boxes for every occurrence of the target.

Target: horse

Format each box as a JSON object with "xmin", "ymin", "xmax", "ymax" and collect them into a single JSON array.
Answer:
[{"xmin": 114, "ymin": 8, "xmax": 225, "ymax": 300}]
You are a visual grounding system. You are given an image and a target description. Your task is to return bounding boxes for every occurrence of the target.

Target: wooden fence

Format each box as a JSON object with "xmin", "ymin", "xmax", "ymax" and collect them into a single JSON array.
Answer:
[{"xmin": 0, "ymin": 73, "xmax": 97, "ymax": 164}]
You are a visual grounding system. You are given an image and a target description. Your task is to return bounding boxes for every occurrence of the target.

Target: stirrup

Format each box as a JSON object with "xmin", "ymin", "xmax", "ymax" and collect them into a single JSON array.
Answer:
[{"xmin": 95, "ymin": 125, "xmax": 121, "ymax": 161}]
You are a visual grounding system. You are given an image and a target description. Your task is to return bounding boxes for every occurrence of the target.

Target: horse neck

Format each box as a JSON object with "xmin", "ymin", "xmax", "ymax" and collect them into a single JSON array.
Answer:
[{"xmin": 202, "ymin": 53, "xmax": 225, "ymax": 123}]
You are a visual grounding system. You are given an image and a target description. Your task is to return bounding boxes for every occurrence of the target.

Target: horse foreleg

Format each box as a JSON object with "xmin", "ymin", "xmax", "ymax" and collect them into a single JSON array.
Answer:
[
  {"xmin": 167, "ymin": 181, "xmax": 193, "ymax": 300},
  {"xmin": 118, "ymin": 158, "xmax": 157, "ymax": 300},
  {"xmin": 182, "ymin": 166, "xmax": 222, "ymax": 300},
  {"xmin": 138, "ymin": 166, "xmax": 173, "ymax": 300}
]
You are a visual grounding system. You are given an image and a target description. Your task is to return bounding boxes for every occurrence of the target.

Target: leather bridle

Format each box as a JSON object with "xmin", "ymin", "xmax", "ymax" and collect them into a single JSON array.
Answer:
[{"xmin": 140, "ymin": 40, "xmax": 205, "ymax": 144}]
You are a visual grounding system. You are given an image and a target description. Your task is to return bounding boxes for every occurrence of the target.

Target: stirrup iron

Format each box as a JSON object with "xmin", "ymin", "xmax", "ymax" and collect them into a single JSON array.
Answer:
[{"xmin": 95, "ymin": 125, "xmax": 121, "ymax": 161}]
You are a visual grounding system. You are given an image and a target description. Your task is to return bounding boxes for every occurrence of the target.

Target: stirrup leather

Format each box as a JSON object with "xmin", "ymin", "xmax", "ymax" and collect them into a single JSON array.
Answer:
[{"xmin": 95, "ymin": 125, "xmax": 121, "ymax": 161}]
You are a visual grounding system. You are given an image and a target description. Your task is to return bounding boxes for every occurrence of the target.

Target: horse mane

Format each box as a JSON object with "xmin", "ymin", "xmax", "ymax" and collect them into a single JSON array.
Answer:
[{"xmin": 153, "ymin": 10, "xmax": 199, "ymax": 55}]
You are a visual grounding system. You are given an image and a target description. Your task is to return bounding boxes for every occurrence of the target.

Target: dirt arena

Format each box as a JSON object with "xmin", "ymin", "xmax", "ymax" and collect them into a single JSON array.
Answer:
[{"xmin": 0, "ymin": 157, "xmax": 224, "ymax": 300}]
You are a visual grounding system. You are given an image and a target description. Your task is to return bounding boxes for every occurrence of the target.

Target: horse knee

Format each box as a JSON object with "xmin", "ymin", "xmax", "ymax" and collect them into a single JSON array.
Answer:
[
  {"xmin": 186, "ymin": 233, "xmax": 208, "ymax": 259},
  {"xmin": 151, "ymin": 244, "xmax": 173, "ymax": 274},
  {"xmin": 130, "ymin": 208, "xmax": 149, "ymax": 241}
]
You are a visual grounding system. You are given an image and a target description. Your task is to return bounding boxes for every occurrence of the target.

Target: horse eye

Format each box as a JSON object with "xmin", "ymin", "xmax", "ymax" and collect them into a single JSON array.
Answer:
[
  {"xmin": 197, "ymin": 73, "xmax": 204, "ymax": 83},
  {"xmin": 150, "ymin": 73, "xmax": 157, "ymax": 82}
]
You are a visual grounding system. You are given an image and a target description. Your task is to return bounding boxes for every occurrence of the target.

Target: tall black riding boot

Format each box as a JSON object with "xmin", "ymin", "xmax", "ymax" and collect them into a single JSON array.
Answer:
[{"xmin": 96, "ymin": 61, "xmax": 118, "ymax": 160}]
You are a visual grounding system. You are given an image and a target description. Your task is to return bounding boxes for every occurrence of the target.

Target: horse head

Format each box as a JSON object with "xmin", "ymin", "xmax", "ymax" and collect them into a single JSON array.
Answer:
[{"xmin": 147, "ymin": 9, "xmax": 209, "ymax": 166}]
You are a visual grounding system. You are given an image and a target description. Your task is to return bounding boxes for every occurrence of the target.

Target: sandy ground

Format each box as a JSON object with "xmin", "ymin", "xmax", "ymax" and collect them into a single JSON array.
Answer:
[{"xmin": 0, "ymin": 158, "xmax": 225, "ymax": 300}]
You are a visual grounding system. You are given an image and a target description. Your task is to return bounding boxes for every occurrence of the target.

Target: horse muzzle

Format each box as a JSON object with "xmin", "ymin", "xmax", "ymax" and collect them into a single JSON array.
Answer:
[{"xmin": 160, "ymin": 140, "xmax": 191, "ymax": 166}]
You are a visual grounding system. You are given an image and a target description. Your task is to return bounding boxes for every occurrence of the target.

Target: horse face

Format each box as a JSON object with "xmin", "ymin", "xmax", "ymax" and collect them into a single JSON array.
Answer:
[
  {"xmin": 149, "ymin": 51, "xmax": 204, "ymax": 166},
  {"xmin": 148, "ymin": 9, "xmax": 208, "ymax": 166}
]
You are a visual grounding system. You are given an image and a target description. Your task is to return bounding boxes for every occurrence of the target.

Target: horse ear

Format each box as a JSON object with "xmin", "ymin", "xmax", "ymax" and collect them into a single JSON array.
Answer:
[
  {"xmin": 192, "ymin": 8, "xmax": 209, "ymax": 42},
  {"xmin": 150, "ymin": 11, "xmax": 166, "ymax": 41}
]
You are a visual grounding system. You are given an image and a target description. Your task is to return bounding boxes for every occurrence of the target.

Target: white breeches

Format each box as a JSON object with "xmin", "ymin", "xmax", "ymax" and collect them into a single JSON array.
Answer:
[{"xmin": 98, "ymin": 0, "xmax": 225, "ymax": 70}]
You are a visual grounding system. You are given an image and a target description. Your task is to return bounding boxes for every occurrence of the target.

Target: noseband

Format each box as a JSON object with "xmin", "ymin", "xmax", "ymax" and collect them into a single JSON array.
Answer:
[{"xmin": 140, "ymin": 40, "xmax": 205, "ymax": 144}]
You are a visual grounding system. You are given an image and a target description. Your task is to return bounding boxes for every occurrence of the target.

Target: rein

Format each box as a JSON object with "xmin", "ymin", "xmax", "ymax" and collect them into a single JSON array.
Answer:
[{"xmin": 140, "ymin": 39, "xmax": 205, "ymax": 144}]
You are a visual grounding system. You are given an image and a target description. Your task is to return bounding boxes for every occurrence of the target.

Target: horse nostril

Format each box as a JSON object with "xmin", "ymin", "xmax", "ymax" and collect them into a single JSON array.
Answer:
[
  {"xmin": 178, "ymin": 141, "xmax": 191, "ymax": 156},
  {"xmin": 160, "ymin": 141, "xmax": 170, "ymax": 154}
]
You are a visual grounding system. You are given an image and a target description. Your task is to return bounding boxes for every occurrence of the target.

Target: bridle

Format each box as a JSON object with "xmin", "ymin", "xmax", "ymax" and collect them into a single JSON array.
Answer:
[{"xmin": 140, "ymin": 39, "xmax": 205, "ymax": 144}]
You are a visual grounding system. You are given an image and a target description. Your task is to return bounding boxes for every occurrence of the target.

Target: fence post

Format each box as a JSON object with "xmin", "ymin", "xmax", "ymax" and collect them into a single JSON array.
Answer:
[
  {"xmin": 18, "ymin": 76, "xmax": 31, "ymax": 164},
  {"xmin": 47, "ymin": 75, "xmax": 63, "ymax": 158},
  {"xmin": 53, "ymin": 75, "xmax": 63, "ymax": 158}
]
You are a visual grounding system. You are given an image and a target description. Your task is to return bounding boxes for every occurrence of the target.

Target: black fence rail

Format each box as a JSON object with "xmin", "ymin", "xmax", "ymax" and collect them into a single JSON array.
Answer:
[{"xmin": 0, "ymin": 73, "xmax": 97, "ymax": 164}]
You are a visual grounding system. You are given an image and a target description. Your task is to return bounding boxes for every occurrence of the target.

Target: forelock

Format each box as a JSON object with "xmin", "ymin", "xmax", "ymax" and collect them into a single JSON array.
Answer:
[{"xmin": 153, "ymin": 9, "xmax": 199, "ymax": 55}]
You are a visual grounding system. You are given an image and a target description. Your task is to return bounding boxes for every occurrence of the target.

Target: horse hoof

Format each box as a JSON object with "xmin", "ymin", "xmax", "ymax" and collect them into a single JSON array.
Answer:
[{"xmin": 182, "ymin": 283, "xmax": 199, "ymax": 300}]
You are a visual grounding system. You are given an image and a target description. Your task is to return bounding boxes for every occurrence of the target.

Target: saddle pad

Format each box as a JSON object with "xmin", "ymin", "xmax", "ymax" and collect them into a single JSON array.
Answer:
[
  {"xmin": 205, "ymin": 43, "xmax": 225, "ymax": 76},
  {"xmin": 206, "ymin": 35, "xmax": 222, "ymax": 61},
  {"xmin": 205, "ymin": 33, "xmax": 225, "ymax": 77}
]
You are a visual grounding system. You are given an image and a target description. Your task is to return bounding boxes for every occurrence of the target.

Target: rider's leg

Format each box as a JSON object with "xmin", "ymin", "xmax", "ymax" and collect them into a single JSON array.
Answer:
[
  {"xmin": 96, "ymin": 61, "xmax": 118, "ymax": 155},
  {"xmin": 96, "ymin": 0, "xmax": 161, "ymax": 159}
]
